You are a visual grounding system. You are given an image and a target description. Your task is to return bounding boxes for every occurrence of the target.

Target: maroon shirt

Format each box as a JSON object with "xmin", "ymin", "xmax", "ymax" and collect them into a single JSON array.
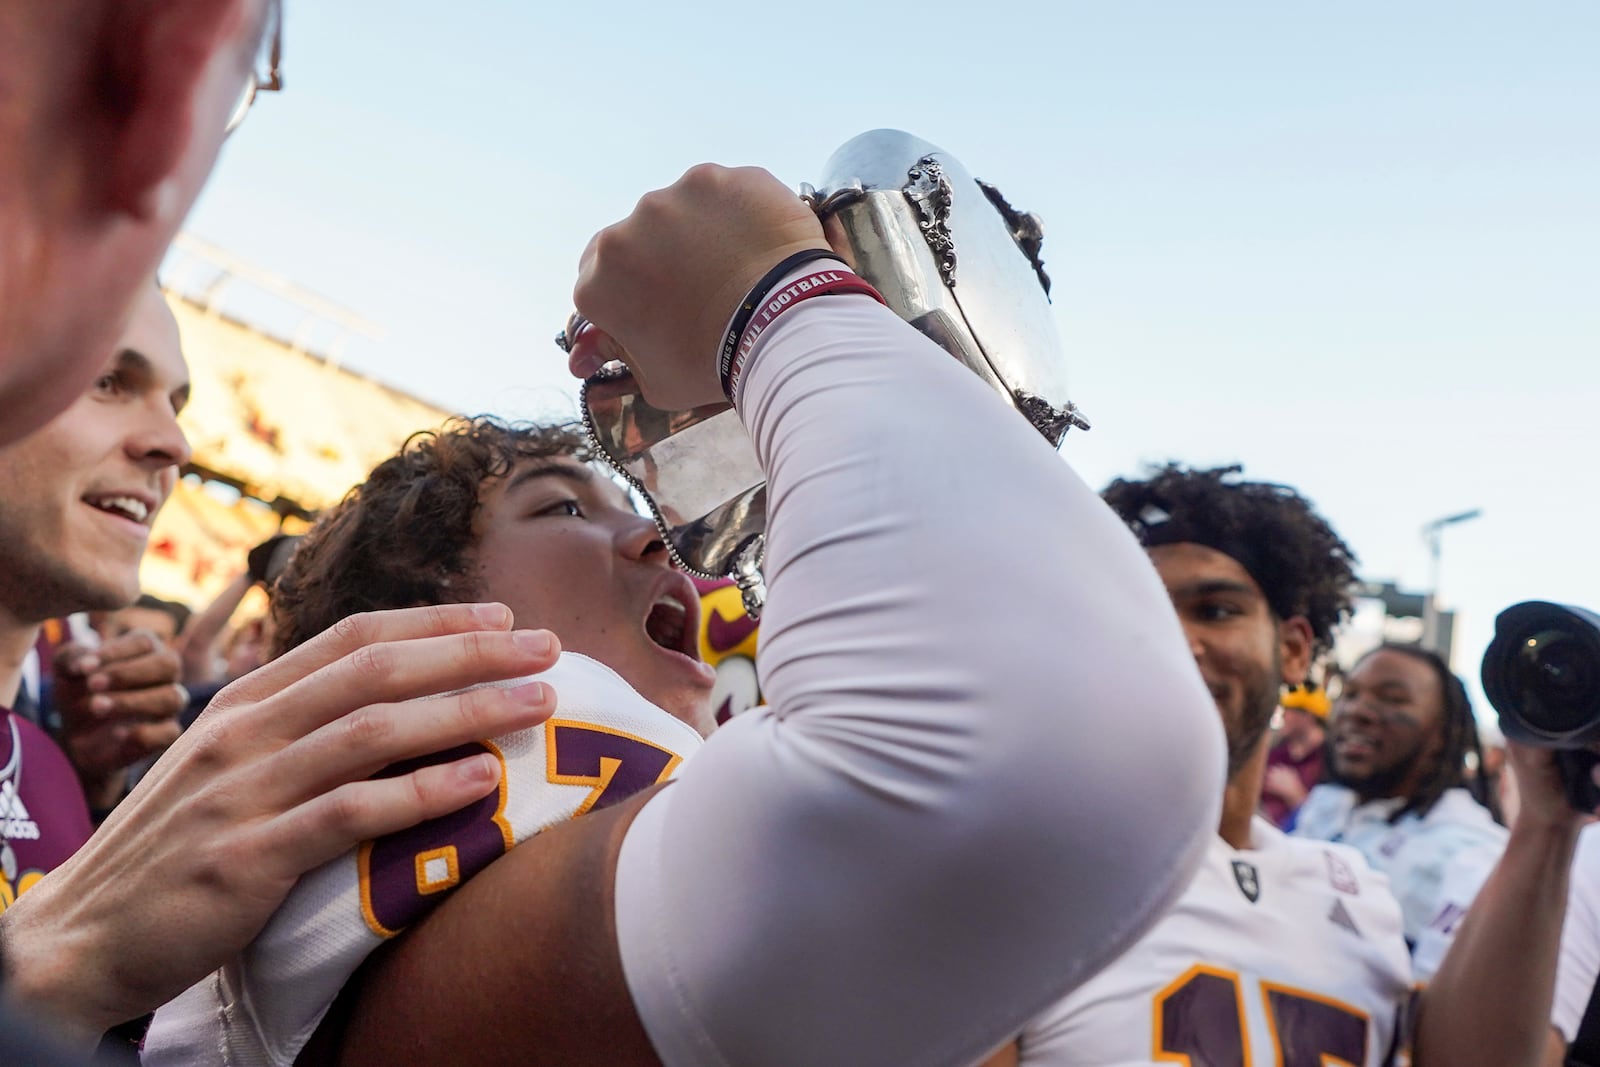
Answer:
[
  {"xmin": 1261, "ymin": 739, "xmax": 1324, "ymax": 829},
  {"xmin": 0, "ymin": 708, "xmax": 93, "ymax": 903}
]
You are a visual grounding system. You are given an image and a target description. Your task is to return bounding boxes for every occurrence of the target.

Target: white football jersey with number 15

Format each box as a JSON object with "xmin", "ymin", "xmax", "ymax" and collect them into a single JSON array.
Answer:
[
  {"xmin": 1016, "ymin": 818, "xmax": 1413, "ymax": 1067},
  {"xmin": 144, "ymin": 653, "xmax": 705, "ymax": 1067}
]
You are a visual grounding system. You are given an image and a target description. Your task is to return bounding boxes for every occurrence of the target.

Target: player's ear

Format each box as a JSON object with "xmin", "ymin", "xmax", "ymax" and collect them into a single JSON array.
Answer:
[
  {"xmin": 96, "ymin": 0, "xmax": 252, "ymax": 221},
  {"xmin": 1278, "ymin": 615, "xmax": 1314, "ymax": 690}
]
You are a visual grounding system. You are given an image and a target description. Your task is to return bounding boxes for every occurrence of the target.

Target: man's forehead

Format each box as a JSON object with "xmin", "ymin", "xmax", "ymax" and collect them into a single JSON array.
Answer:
[
  {"xmin": 1147, "ymin": 542, "xmax": 1263, "ymax": 595},
  {"xmin": 509, "ymin": 455, "xmax": 632, "ymax": 504},
  {"xmin": 1352, "ymin": 649, "xmax": 1435, "ymax": 690},
  {"xmin": 122, "ymin": 290, "xmax": 189, "ymax": 388}
]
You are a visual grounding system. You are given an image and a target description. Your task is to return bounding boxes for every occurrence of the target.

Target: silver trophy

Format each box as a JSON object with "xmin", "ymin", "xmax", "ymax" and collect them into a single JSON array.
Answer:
[{"xmin": 572, "ymin": 129, "xmax": 1088, "ymax": 616}]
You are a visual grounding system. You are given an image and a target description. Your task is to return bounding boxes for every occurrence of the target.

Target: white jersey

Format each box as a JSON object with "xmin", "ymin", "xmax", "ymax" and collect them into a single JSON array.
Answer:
[
  {"xmin": 1553, "ymin": 824, "xmax": 1600, "ymax": 1044},
  {"xmin": 143, "ymin": 653, "xmax": 704, "ymax": 1067},
  {"xmin": 152, "ymin": 275, "xmax": 1230, "ymax": 1067},
  {"xmin": 1294, "ymin": 784, "xmax": 1506, "ymax": 979},
  {"xmin": 1018, "ymin": 819, "xmax": 1412, "ymax": 1067}
]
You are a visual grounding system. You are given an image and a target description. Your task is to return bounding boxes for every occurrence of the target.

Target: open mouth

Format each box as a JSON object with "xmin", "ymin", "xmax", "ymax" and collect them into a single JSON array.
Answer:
[
  {"xmin": 645, "ymin": 595, "xmax": 694, "ymax": 658},
  {"xmin": 642, "ymin": 573, "xmax": 709, "ymax": 664},
  {"xmin": 84, "ymin": 493, "xmax": 152, "ymax": 525}
]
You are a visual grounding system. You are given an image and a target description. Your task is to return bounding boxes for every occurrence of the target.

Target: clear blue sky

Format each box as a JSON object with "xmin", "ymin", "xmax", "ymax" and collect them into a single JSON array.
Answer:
[{"xmin": 184, "ymin": 1, "xmax": 1600, "ymax": 707}]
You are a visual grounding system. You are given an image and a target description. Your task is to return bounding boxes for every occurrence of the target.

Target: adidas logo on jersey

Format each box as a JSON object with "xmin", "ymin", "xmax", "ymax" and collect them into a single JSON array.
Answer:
[
  {"xmin": 0, "ymin": 781, "xmax": 38, "ymax": 840},
  {"xmin": 1328, "ymin": 897, "xmax": 1362, "ymax": 937}
]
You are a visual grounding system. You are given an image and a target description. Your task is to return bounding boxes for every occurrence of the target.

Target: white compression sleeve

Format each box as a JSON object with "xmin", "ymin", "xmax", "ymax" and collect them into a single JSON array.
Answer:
[{"xmin": 614, "ymin": 291, "xmax": 1226, "ymax": 1067}]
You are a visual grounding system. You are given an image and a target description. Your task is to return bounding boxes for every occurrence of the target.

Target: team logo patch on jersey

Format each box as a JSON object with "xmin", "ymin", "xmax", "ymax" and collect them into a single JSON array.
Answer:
[
  {"xmin": 1328, "ymin": 897, "xmax": 1362, "ymax": 937},
  {"xmin": 1324, "ymin": 851, "xmax": 1359, "ymax": 895},
  {"xmin": 1231, "ymin": 859, "xmax": 1261, "ymax": 903}
]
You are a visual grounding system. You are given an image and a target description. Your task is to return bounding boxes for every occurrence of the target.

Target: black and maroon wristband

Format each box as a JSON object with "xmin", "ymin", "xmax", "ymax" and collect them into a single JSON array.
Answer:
[
  {"xmin": 717, "ymin": 249, "xmax": 888, "ymax": 403},
  {"xmin": 717, "ymin": 248, "xmax": 840, "ymax": 398}
]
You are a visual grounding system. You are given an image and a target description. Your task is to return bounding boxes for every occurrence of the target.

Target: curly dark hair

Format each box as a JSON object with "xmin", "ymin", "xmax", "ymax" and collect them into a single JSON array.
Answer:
[
  {"xmin": 1100, "ymin": 463, "xmax": 1358, "ymax": 654},
  {"xmin": 271, "ymin": 416, "xmax": 592, "ymax": 656},
  {"xmin": 1354, "ymin": 643, "xmax": 1503, "ymax": 825}
]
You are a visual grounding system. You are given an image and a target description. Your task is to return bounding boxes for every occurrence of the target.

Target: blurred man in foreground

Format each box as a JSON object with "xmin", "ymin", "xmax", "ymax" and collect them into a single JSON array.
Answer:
[{"xmin": 0, "ymin": 2, "xmax": 564, "ymax": 1051}]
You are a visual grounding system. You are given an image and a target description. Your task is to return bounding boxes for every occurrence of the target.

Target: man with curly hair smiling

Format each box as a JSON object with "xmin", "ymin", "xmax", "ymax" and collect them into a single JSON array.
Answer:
[
  {"xmin": 1105, "ymin": 463, "xmax": 1358, "ymax": 787},
  {"xmin": 982, "ymin": 462, "xmax": 1596, "ymax": 1067}
]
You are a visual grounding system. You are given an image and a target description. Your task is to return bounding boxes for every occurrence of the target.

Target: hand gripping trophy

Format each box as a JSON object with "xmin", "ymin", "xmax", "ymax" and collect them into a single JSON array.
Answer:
[{"xmin": 562, "ymin": 129, "xmax": 1090, "ymax": 616}]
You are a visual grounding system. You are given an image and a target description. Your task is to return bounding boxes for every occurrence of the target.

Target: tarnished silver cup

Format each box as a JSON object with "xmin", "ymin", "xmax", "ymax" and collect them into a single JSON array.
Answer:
[{"xmin": 572, "ymin": 129, "xmax": 1088, "ymax": 616}]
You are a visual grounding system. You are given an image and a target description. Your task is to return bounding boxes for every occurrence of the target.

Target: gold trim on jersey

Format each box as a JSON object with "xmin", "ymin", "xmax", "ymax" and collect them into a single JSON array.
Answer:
[
  {"xmin": 1153, "ymin": 963, "xmax": 1253, "ymax": 1067},
  {"xmin": 542, "ymin": 718, "xmax": 684, "ymax": 817},
  {"xmin": 1259, "ymin": 978, "xmax": 1367, "ymax": 1067},
  {"xmin": 358, "ymin": 739, "xmax": 513, "ymax": 939}
]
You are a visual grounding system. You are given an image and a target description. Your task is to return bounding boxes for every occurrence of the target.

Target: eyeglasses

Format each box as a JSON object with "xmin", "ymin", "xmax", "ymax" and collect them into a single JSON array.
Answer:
[{"xmin": 224, "ymin": 0, "xmax": 284, "ymax": 136}]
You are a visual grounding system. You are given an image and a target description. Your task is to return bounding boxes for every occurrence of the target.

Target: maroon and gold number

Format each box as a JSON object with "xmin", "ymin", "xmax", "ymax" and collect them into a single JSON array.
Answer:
[
  {"xmin": 360, "ymin": 724, "xmax": 681, "ymax": 939},
  {"xmin": 360, "ymin": 741, "xmax": 512, "ymax": 938},
  {"xmin": 543, "ymin": 718, "xmax": 683, "ymax": 817},
  {"xmin": 1154, "ymin": 964, "xmax": 1368, "ymax": 1067}
]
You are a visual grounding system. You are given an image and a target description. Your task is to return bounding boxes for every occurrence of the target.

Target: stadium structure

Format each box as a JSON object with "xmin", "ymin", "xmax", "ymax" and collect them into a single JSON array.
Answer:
[{"xmin": 143, "ymin": 235, "xmax": 452, "ymax": 616}]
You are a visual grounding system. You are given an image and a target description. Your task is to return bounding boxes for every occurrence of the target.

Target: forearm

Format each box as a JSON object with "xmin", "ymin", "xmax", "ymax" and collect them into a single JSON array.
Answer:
[
  {"xmin": 1414, "ymin": 817, "xmax": 1583, "ymax": 1067},
  {"xmin": 0, "ymin": 865, "xmax": 121, "ymax": 1051},
  {"xmin": 176, "ymin": 572, "xmax": 253, "ymax": 683},
  {"xmin": 617, "ymin": 295, "xmax": 1226, "ymax": 1067}
]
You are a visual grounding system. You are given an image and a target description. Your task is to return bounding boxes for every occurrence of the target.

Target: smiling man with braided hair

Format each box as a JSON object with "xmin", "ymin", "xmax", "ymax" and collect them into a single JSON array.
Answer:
[{"xmin": 1296, "ymin": 642, "xmax": 1508, "ymax": 977}]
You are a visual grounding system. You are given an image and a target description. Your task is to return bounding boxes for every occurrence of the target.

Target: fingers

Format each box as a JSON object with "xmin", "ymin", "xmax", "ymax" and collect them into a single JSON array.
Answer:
[
  {"xmin": 50, "ymin": 642, "xmax": 99, "ymax": 678},
  {"xmin": 61, "ymin": 715, "xmax": 180, "ymax": 780},
  {"xmin": 572, "ymin": 164, "xmax": 827, "ymax": 411},
  {"xmin": 73, "ymin": 683, "xmax": 186, "ymax": 721},
  {"xmin": 128, "ymin": 612, "xmax": 559, "ymax": 800},
  {"xmin": 213, "ymin": 603, "xmax": 517, "ymax": 708},
  {"xmin": 256, "ymin": 749, "xmax": 507, "ymax": 884},
  {"xmin": 95, "ymin": 629, "xmax": 166, "ymax": 662},
  {"xmin": 81, "ymin": 645, "xmax": 182, "ymax": 693},
  {"xmin": 255, "ymin": 627, "xmax": 560, "ymax": 743},
  {"xmin": 59, "ymin": 630, "xmax": 168, "ymax": 678},
  {"xmin": 261, "ymin": 677, "xmax": 557, "ymax": 808},
  {"xmin": 566, "ymin": 323, "xmax": 628, "ymax": 381}
]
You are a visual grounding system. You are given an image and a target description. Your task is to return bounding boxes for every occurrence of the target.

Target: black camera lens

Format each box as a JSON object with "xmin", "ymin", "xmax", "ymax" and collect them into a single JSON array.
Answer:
[
  {"xmin": 1484, "ymin": 601, "xmax": 1600, "ymax": 745},
  {"xmin": 1484, "ymin": 601, "xmax": 1600, "ymax": 810},
  {"xmin": 1512, "ymin": 629, "xmax": 1600, "ymax": 735}
]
